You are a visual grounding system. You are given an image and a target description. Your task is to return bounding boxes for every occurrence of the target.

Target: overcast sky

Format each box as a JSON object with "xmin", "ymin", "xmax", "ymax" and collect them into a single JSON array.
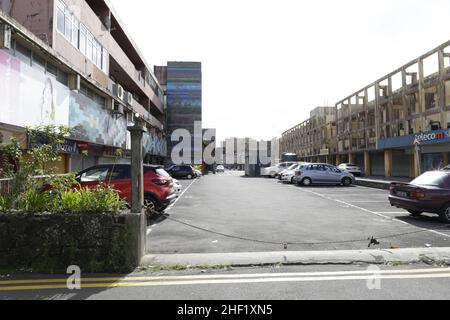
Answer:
[{"xmin": 109, "ymin": 0, "xmax": 450, "ymax": 142}]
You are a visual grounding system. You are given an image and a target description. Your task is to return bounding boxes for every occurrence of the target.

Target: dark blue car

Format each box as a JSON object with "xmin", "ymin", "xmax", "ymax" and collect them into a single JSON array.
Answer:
[{"xmin": 166, "ymin": 165, "xmax": 196, "ymax": 179}]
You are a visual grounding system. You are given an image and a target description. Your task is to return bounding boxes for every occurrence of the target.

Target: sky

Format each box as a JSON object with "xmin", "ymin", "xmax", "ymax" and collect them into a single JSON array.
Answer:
[{"xmin": 109, "ymin": 0, "xmax": 450, "ymax": 143}]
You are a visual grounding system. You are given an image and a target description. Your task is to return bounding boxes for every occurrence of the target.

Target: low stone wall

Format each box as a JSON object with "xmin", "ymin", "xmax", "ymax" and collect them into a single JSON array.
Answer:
[{"xmin": 0, "ymin": 211, "xmax": 145, "ymax": 273}]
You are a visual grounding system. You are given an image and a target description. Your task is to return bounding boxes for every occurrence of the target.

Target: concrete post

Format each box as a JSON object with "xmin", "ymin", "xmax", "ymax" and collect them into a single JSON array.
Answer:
[
  {"xmin": 384, "ymin": 149, "xmax": 393, "ymax": 178},
  {"xmin": 128, "ymin": 120, "xmax": 147, "ymax": 213},
  {"xmin": 364, "ymin": 151, "xmax": 371, "ymax": 177},
  {"xmin": 126, "ymin": 118, "xmax": 148, "ymax": 266}
]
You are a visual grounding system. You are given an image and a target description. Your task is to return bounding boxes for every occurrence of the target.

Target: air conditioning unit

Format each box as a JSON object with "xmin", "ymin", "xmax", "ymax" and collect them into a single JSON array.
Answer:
[
  {"xmin": 112, "ymin": 84, "xmax": 124, "ymax": 101},
  {"xmin": 112, "ymin": 101, "xmax": 124, "ymax": 116},
  {"xmin": 0, "ymin": 24, "xmax": 12, "ymax": 49},
  {"xmin": 125, "ymin": 92, "xmax": 133, "ymax": 106}
]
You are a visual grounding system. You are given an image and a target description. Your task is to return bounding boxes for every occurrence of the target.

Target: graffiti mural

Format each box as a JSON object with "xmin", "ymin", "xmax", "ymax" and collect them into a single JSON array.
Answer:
[
  {"xmin": 0, "ymin": 49, "xmax": 70, "ymax": 128},
  {"xmin": 69, "ymin": 91, "xmax": 127, "ymax": 149}
]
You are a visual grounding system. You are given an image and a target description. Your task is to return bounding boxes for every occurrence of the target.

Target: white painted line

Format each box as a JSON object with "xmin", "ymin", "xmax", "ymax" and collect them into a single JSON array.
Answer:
[
  {"xmin": 71, "ymin": 273, "xmax": 450, "ymax": 289},
  {"xmin": 164, "ymin": 178, "xmax": 199, "ymax": 213},
  {"xmin": 297, "ymin": 188, "xmax": 450, "ymax": 239}
]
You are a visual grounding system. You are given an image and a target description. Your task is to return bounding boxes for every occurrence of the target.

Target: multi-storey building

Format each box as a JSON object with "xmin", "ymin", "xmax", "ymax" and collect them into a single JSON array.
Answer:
[
  {"xmin": 334, "ymin": 41, "xmax": 450, "ymax": 178},
  {"xmin": 155, "ymin": 61, "xmax": 202, "ymax": 166},
  {"xmin": 0, "ymin": 0, "xmax": 167, "ymax": 174},
  {"xmin": 280, "ymin": 106, "xmax": 336, "ymax": 164},
  {"xmin": 280, "ymin": 41, "xmax": 450, "ymax": 178}
]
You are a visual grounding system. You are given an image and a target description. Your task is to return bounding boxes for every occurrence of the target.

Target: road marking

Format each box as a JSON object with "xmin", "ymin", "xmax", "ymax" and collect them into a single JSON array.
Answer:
[
  {"xmin": 164, "ymin": 178, "xmax": 199, "ymax": 213},
  {"xmin": 1, "ymin": 266, "xmax": 450, "ymax": 285},
  {"xmin": 3, "ymin": 268, "xmax": 450, "ymax": 291},
  {"xmin": 296, "ymin": 187, "xmax": 450, "ymax": 239}
]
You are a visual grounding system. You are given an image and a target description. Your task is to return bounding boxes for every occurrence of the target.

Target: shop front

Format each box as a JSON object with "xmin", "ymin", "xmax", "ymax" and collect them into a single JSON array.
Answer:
[{"xmin": 378, "ymin": 128, "xmax": 450, "ymax": 178}]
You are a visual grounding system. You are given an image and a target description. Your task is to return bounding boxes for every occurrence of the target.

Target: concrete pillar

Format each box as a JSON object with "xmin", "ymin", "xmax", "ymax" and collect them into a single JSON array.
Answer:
[
  {"xmin": 384, "ymin": 149, "xmax": 393, "ymax": 178},
  {"xmin": 348, "ymin": 153, "xmax": 354, "ymax": 164},
  {"xmin": 364, "ymin": 151, "xmax": 371, "ymax": 177},
  {"xmin": 336, "ymin": 154, "xmax": 341, "ymax": 166},
  {"xmin": 127, "ymin": 120, "xmax": 147, "ymax": 213},
  {"xmin": 410, "ymin": 154, "xmax": 417, "ymax": 178},
  {"xmin": 443, "ymin": 152, "xmax": 449, "ymax": 167}
]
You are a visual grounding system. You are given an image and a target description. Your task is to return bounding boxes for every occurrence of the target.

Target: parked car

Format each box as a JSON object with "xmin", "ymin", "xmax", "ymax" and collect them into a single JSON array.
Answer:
[
  {"xmin": 278, "ymin": 163, "xmax": 300, "ymax": 181},
  {"xmin": 338, "ymin": 163, "xmax": 363, "ymax": 177},
  {"xmin": 389, "ymin": 171, "xmax": 450, "ymax": 223},
  {"xmin": 293, "ymin": 164, "xmax": 355, "ymax": 187},
  {"xmin": 280, "ymin": 163, "xmax": 310, "ymax": 184},
  {"xmin": 166, "ymin": 165, "xmax": 197, "ymax": 179},
  {"xmin": 261, "ymin": 162, "xmax": 298, "ymax": 178},
  {"xmin": 216, "ymin": 165, "xmax": 225, "ymax": 173},
  {"xmin": 75, "ymin": 164, "xmax": 176, "ymax": 212}
]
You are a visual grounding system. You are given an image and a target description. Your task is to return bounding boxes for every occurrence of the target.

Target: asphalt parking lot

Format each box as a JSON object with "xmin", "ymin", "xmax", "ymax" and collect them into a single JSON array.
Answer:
[{"xmin": 147, "ymin": 171, "xmax": 450, "ymax": 254}]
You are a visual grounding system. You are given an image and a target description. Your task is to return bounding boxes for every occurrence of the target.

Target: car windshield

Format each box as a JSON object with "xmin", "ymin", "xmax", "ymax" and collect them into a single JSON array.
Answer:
[
  {"xmin": 287, "ymin": 164, "xmax": 298, "ymax": 170},
  {"xmin": 411, "ymin": 171, "xmax": 449, "ymax": 187}
]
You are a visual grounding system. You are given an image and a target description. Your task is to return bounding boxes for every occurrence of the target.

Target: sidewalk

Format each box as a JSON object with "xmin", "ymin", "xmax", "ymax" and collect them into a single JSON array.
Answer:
[
  {"xmin": 356, "ymin": 176, "xmax": 412, "ymax": 190},
  {"xmin": 141, "ymin": 247, "xmax": 450, "ymax": 268}
]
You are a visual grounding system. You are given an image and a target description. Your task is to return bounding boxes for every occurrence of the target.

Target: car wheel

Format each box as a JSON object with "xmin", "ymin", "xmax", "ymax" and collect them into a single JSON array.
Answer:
[
  {"xmin": 291, "ymin": 177, "xmax": 295, "ymax": 184},
  {"xmin": 342, "ymin": 177, "xmax": 352, "ymax": 187},
  {"xmin": 144, "ymin": 195, "xmax": 160, "ymax": 222},
  {"xmin": 187, "ymin": 174, "xmax": 193, "ymax": 179},
  {"xmin": 302, "ymin": 177, "xmax": 312, "ymax": 187},
  {"xmin": 439, "ymin": 204, "xmax": 450, "ymax": 223},
  {"xmin": 408, "ymin": 210, "xmax": 423, "ymax": 217},
  {"xmin": 270, "ymin": 172, "xmax": 276, "ymax": 178}
]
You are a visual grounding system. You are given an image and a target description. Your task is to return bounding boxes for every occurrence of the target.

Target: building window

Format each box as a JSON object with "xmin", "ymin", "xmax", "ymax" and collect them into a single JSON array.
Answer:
[
  {"xmin": 86, "ymin": 31, "xmax": 93, "ymax": 62},
  {"xmin": 46, "ymin": 62, "xmax": 58, "ymax": 77},
  {"xmin": 79, "ymin": 24, "xmax": 87, "ymax": 55},
  {"xmin": 102, "ymin": 48, "xmax": 109, "ymax": 73},
  {"xmin": 56, "ymin": 1, "xmax": 65, "ymax": 34},
  {"xmin": 55, "ymin": 0, "xmax": 107, "ymax": 74},
  {"xmin": 15, "ymin": 42, "xmax": 31, "ymax": 65}
]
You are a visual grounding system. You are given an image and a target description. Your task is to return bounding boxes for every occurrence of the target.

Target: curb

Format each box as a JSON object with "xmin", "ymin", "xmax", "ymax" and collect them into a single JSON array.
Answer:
[
  {"xmin": 141, "ymin": 248, "xmax": 450, "ymax": 268},
  {"xmin": 356, "ymin": 179, "xmax": 391, "ymax": 190}
]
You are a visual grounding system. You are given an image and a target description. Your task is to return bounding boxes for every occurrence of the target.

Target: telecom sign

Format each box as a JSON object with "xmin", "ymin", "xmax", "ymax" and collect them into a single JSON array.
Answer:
[
  {"xmin": 414, "ymin": 129, "xmax": 450, "ymax": 143},
  {"xmin": 378, "ymin": 129, "xmax": 450, "ymax": 149}
]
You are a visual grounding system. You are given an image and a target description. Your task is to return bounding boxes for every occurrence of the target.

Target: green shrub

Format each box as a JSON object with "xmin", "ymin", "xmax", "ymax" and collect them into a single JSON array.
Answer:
[
  {"xmin": 55, "ymin": 185, "xmax": 125, "ymax": 214},
  {"xmin": 17, "ymin": 189, "xmax": 54, "ymax": 213}
]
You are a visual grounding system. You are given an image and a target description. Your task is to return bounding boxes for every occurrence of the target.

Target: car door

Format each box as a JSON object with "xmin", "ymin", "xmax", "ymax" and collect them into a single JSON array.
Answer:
[
  {"xmin": 108, "ymin": 165, "xmax": 131, "ymax": 200},
  {"xmin": 169, "ymin": 166, "xmax": 181, "ymax": 178},
  {"xmin": 324, "ymin": 165, "xmax": 342, "ymax": 184}
]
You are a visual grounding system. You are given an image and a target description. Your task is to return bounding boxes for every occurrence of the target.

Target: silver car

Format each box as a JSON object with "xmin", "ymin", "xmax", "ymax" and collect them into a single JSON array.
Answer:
[
  {"xmin": 338, "ymin": 163, "xmax": 362, "ymax": 177},
  {"xmin": 293, "ymin": 163, "xmax": 355, "ymax": 187}
]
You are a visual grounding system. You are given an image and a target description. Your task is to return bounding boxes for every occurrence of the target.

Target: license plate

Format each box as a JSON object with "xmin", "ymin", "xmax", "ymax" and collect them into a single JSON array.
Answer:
[{"xmin": 396, "ymin": 191, "xmax": 407, "ymax": 198}]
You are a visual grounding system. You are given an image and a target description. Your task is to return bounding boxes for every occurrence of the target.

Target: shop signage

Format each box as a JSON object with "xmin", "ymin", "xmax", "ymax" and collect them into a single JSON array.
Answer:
[
  {"xmin": 414, "ymin": 129, "xmax": 450, "ymax": 143},
  {"xmin": 378, "ymin": 129, "xmax": 450, "ymax": 149}
]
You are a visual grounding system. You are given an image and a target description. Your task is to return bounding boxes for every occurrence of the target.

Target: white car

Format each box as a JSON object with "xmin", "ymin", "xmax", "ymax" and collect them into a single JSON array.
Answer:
[
  {"xmin": 173, "ymin": 179, "xmax": 182, "ymax": 196},
  {"xmin": 280, "ymin": 163, "xmax": 310, "ymax": 183},
  {"xmin": 338, "ymin": 163, "xmax": 362, "ymax": 177},
  {"xmin": 216, "ymin": 165, "xmax": 225, "ymax": 173},
  {"xmin": 261, "ymin": 162, "xmax": 297, "ymax": 178}
]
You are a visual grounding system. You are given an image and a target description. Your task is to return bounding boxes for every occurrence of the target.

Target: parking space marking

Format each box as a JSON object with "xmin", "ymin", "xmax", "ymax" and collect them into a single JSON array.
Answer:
[
  {"xmin": 165, "ymin": 178, "xmax": 199, "ymax": 213},
  {"xmin": 296, "ymin": 187, "xmax": 450, "ymax": 239}
]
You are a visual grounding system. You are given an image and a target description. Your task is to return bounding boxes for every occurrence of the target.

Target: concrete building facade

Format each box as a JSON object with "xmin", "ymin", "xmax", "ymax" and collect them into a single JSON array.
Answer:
[
  {"xmin": 0, "ymin": 0, "xmax": 167, "ymax": 174},
  {"xmin": 280, "ymin": 41, "xmax": 450, "ymax": 178}
]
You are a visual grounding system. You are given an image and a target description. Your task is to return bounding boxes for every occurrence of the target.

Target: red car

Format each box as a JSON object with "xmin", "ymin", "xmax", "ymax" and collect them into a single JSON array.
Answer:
[
  {"xmin": 75, "ymin": 164, "xmax": 176, "ymax": 211},
  {"xmin": 389, "ymin": 171, "xmax": 450, "ymax": 223}
]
